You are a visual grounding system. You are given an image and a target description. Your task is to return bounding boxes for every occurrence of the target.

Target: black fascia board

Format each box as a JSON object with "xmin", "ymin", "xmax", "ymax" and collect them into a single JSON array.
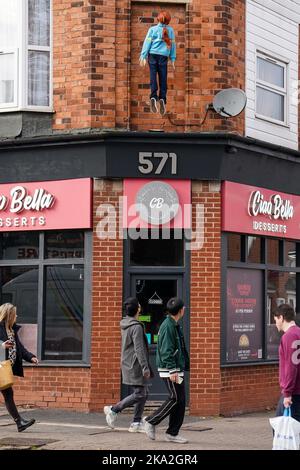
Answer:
[{"xmin": 0, "ymin": 132, "xmax": 299, "ymax": 194}]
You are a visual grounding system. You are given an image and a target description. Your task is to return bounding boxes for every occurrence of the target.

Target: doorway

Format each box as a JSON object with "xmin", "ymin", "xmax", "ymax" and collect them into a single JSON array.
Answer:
[{"xmin": 122, "ymin": 229, "xmax": 190, "ymax": 401}]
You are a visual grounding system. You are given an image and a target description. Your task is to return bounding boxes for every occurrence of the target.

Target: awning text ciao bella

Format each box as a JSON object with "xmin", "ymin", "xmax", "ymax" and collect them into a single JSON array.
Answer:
[{"xmin": 0, "ymin": 186, "xmax": 55, "ymax": 228}]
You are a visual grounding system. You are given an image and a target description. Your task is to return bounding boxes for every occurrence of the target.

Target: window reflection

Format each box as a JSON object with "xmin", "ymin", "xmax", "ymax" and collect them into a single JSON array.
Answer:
[
  {"xmin": 267, "ymin": 271, "xmax": 296, "ymax": 359},
  {"xmin": 267, "ymin": 239, "xmax": 280, "ymax": 265},
  {"xmin": 247, "ymin": 236, "xmax": 261, "ymax": 264},
  {"xmin": 45, "ymin": 231, "xmax": 84, "ymax": 259},
  {"xmin": 227, "ymin": 234, "xmax": 242, "ymax": 262},
  {"xmin": 0, "ymin": 266, "xmax": 38, "ymax": 356},
  {"xmin": 43, "ymin": 265, "xmax": 84, "ymax": 361},
  {"xmin": 285, "ymin": 241, "xmax": 296, "ymax": 268},
  {"xmin": 0, "ymin": 232, "xmax": 39, "ymax": 260}
]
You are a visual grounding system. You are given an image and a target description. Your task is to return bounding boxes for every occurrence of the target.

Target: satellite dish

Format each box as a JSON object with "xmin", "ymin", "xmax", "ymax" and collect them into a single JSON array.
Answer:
[{"xmin": 213, "ymin": 88, "xmax": 247, "ymax": 118}]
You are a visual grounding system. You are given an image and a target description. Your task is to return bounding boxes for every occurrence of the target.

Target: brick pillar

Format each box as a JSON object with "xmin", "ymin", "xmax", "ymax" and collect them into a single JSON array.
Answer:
[
  {"xmin": 90, "ymin": 179, "xmax": 123, "ymax": 411},
  {"xmin": 190, "ymin": 181, "xmax": 221, "ymax": 416}
]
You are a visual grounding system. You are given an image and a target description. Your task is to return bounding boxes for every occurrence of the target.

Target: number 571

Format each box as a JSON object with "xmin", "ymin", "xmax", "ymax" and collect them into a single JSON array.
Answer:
[{"xmin": 138, "ymin": 152, "xmax": 177, "ymax": 175}]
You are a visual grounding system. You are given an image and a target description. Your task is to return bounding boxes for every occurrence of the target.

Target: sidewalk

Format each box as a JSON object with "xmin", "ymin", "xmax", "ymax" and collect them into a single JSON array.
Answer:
[{"xmin": 0, "ymin": 406, "xmax": 274, "ymax": 450}]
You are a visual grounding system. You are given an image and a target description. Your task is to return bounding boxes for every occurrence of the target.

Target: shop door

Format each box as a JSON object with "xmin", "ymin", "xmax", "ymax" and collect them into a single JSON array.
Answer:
[{"xmin": 122, "ymin": 274, "xmax": 189, "ymax": 401}]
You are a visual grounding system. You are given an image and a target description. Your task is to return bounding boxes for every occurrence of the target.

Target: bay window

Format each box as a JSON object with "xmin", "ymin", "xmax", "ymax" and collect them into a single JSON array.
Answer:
[{"xmin": 0, "ymin": 0, "xmax": 52, "ymax": 112}]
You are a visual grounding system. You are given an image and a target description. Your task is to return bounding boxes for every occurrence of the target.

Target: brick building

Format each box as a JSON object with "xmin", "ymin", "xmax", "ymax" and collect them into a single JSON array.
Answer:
[{"xmin": 1, "ymin": 0, "xmax": 300, "ymax": 416}]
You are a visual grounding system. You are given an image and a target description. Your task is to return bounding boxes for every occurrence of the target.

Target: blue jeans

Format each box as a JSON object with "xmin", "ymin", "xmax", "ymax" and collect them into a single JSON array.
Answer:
[
  {"xmin": 148, "ymin": 54, "xmax": 168, "ymax": 103},
  {"xmin": 276, "ymin": 395, "xmax": 300, "ymax": 422},
  {"xmin": 111, "ymin": 385, "xmax": 148, "ymax": 423}
]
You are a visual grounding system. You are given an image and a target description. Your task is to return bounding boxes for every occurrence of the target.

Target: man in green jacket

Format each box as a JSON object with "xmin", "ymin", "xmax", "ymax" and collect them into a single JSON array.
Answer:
[{"xmin": 143, "ymin": 297, "xmax": 189, "ymax": 443}]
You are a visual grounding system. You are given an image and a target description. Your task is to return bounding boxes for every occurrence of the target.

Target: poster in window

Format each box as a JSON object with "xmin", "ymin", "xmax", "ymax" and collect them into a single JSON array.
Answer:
[{"xmin": 226, "ymin": 268, "xmax": 263, "ymax": 362}]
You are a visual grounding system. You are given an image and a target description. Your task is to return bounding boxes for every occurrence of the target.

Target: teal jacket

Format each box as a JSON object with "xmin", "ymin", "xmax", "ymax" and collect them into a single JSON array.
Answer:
[
  {"xmin": 156, "ymin": 315, "xmax": 189, "ymax": 375},
  {"xmin": 140, "ymin": 23, "xmax": 176, "ymax": 62}
]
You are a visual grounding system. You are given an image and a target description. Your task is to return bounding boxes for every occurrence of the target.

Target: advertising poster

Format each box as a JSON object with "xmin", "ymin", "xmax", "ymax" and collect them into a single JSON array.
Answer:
[{"xmin": 226, "ymin": 268, "xmax": 263, "ymax": 362}]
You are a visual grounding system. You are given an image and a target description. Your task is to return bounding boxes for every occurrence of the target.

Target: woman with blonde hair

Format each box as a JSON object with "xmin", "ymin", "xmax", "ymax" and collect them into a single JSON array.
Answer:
[{"xmin": 0, "ymin": 303, "xmax": 38, "ymax": 432}]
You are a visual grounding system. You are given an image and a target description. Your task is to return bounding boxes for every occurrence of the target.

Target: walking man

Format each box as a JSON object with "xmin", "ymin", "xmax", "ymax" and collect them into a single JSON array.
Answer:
[
  {"xmin": 104, "ymin": 297, "xmax": 152, "ymax": 432},
  {"xmin": 274, "ymin": 303, "xmax": 300, "ymax": 421},
  {"xmin": 143, "ymin": 297, "xmax": 189, "ymax": 443}
]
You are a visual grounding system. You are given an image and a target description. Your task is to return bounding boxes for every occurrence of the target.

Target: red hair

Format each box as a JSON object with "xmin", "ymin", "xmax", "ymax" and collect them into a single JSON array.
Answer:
[{"xmin": 157, "ymin": 11, "xmax": 172, "ymax": 49}]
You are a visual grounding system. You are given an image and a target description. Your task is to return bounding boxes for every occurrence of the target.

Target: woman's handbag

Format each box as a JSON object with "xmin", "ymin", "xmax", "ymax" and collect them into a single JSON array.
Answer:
[{"xmin": 0, "ymin": 360, "xmax": 14, "ymax": 390}]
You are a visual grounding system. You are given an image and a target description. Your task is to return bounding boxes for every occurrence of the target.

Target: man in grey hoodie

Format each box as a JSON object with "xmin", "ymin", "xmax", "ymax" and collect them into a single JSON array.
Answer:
[{"xmin": 104, "ymin": 297, "xmax": 152, "ymax": 432}]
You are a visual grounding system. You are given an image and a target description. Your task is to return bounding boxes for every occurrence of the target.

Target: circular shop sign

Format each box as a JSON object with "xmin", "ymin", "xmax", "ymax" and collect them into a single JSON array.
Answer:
[{"xmin": 136, "ymin": 181, "xmax": 179, "ymax": 225}]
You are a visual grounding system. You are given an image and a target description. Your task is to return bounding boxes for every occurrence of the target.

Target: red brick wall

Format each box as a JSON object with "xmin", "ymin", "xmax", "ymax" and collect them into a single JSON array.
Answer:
[
  {"xmin": 53, "ymin": 0, "xmax": 246, "ymax": 134},
  {"xmin": 221, "ymin": 366, "xmax": 279, "ymax": 415},
  {"xmin": 12, "ymin": 368, "xmax": 90, "ymax": 411},
  {"xmin": 190, "ymin": 181, "xmax": 222, "ymax": 416},
  {"xmin": 89, "ymin": 179, "xmax": 123, "ymax": 411}
]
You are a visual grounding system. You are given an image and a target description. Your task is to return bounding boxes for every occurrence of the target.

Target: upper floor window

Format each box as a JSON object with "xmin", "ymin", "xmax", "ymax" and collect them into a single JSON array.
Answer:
[
  {"xmin": 0, "ymin": 0, "xmax": 52, "ymax": 112},
  {"xmin": 256, "ymin": 52, "xmax": 288, "ymax": 125}
]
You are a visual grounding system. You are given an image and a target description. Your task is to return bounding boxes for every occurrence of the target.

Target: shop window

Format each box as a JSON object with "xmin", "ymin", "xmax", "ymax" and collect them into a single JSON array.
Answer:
[
  {"xmin": 129, "ymin": 229, "xmax": 184, "ymax": 266},
  {"xmin": 224, "ymin": 234, "xmax": 300, "ymax": 364},
  {"xmin": 0, "ymin": 0, "xmax": 52, "ymax": 112},
  {"xmin": 227, "ymin": 234, "xmax": 244, "ymax": 262},
  {"xmin": 267, "ymin": 238, "xmax": 281, "ymax": 265},
  {"xmin": 0, "ymin": 229, "xmax": 88, "ymax": 363},
  {"xmin": 226, "ymin": 268, "xmax": 263, "ymax": 363},
  {"xmin": 45, "ymin": 231, "xmax": 84, "ymax": 259},
  {"xmin": 0, "ymin": 266, "xmax": 38, "ymax": 355},
  {"xmin": 43, "ymin": 265, "xmax": 84, "ymax": 361},
  {"xmin": 0, "ymin": 232, "xmax": 39, "ymax": 259},
  {"xmin": 247, "ymin": 236, "xmax": 262, "ymax": 264},
  {"xmin": 285, "ymin": 241, "xmax": 296, "ymax": 268},
  {"xmin": 267, "ymin": 271, "xmax": 296, "ymax": 360}
]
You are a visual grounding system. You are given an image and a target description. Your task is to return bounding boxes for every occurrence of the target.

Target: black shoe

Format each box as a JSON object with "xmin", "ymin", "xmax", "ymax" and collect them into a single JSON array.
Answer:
[
  {"xmin": 150, "ymin": 97, "xmax": 158, "ymax": 113},
  {"xmin": 16, "ymin": 417, "xmax": 35, "ymax": 432},
  {"xmin": 159, "ymin": 99, "xmax": 166, "ymax": 116}
]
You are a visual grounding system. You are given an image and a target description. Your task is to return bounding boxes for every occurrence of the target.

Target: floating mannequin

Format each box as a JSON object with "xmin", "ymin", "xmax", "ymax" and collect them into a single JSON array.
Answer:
[{"xmin": 139, "ymin": 11, "xmax": 176, "ymax": 116}]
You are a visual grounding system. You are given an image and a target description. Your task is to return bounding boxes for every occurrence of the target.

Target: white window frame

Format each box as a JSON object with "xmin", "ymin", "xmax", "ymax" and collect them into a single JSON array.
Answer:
[
  {"xmin": 0, "ymin": 0, "xmax": 52, "ymax": 113},
  {"xmin": 0, "ymin": 49, "xmax": 18, "ymax": 108},
  {"xmin": 255, "ymin": 51, "xmax": 289, "ymax": 127}
]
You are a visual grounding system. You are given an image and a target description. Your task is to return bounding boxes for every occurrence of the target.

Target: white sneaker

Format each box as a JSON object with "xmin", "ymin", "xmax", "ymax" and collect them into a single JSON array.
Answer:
[
  {"xmin": 142, "ymin": 417, "xmax": 156, "ymax": 440},
  {"xmin": 128, "ymin": 422, "xmax": 145, "ymax": 433},
  {"xmin": 103, "ymin": 405, "xmax": 117, "ymax": 429},
  {"xmin": 150, "ymin": 97, "xmax": 158, "ymax": 113},
  {"xmin": 165, "ymin": 433, "xmax": 188, "ymax": 444},
  {"xmin": 159, "ymin": 99, "xmax": 166, "ymax": 116}
]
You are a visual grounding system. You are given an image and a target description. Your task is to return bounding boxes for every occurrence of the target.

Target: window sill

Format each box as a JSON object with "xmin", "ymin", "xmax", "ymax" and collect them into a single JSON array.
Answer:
[
  {"xmin": 0, "ymin": 108, "xmax": 54, "ymax": 114},
  {"xmin": 24, "ymin": 362, "xmax": 90, "ymax": 368},
  {"xmin": 221, "ymin": 361, "xmax": 279, "ymax": 368},
  {"xmin": 0, "ymin": 111, "xmax": 53, "ymax": 139},
  {"xmin": 255, "ymin": 113, "xmax": 290, "ymax": 129}
]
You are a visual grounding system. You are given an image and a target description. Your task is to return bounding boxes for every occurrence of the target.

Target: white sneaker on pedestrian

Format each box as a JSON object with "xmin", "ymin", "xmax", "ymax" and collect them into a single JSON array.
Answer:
[
  {"xmin": 165, "ymin": 433, "xmax": 188, "ymax": 444},
  {"xmin": 142, "ymin": 417, "xmax": 156, "ymax": 440},
  {"xmin": 103, "ymin": 405, "xmax": 117, "ymax": 429},
  {"xmin": 128, "ymin": 422, "xmax": 145, "ymax": 433}
]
